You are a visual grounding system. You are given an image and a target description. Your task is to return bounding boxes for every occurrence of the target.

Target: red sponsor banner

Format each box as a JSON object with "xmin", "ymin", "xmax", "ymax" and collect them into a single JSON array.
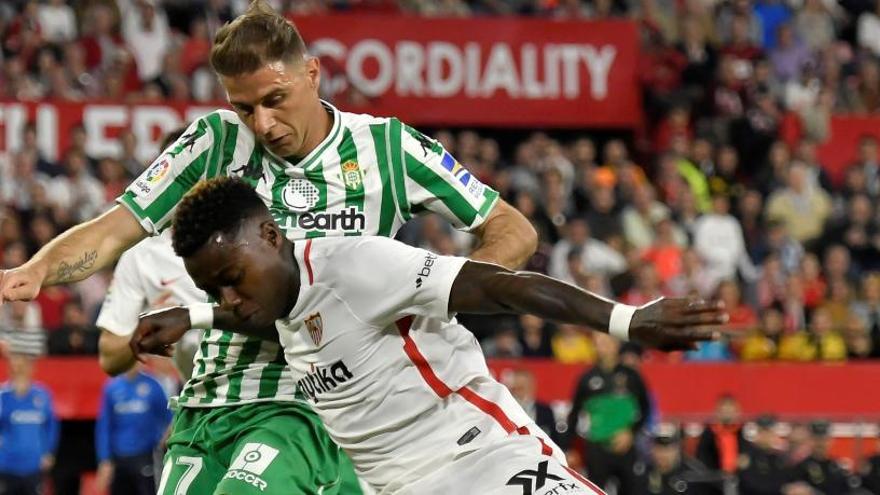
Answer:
[
  {"xmin": 489, "ymin": 360, "xmax": 880, "ymax": 421},
  {"xmin": 291, "ymin": 15, "xmax": 641, "ymax": 128},
  {"xmin": 4, "ymin": 357, "xmax": 880, "ymax": 421},
  {"xmin": 0, "ymin": 101, "xmax": 218, "ymax": 164}
]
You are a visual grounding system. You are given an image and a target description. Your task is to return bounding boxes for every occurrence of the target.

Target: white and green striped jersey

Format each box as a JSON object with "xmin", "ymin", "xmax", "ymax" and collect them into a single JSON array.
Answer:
[{"xmin": 117, "ymin": 101, "xmax": 499, "ymax": 408}]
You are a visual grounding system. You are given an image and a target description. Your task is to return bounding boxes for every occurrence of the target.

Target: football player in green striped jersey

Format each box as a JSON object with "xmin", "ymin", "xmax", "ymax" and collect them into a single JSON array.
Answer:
[{"xmin": 0, "ymin": 1, "xmax": 537, "ymax": 494}]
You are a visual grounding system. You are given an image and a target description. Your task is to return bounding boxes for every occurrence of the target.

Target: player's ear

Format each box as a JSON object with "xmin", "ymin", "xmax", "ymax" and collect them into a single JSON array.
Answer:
[
  {"xmin": 258, "ymin": 220, "xmax": 282, "ymax": 251},
  {"xmin": 304, "ymin": 56, "xmax": 320, "ymax": 90}
]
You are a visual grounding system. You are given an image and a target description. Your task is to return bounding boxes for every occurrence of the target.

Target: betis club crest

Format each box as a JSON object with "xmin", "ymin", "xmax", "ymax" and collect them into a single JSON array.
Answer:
[
  {"xmin": 305, "ymin": 313, "xmax": 323, "ymax": 346},
  {"xmin": 341, "ymin": 160, "xmax": 362, "ymax": 190}
]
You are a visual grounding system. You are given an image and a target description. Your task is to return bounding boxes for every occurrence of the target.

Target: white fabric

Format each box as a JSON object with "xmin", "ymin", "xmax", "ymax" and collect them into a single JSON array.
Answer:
[
  {"xmin": 859, "ymin": 13, "xmax": 880, "ymax": 57},
  {"xmin": 38, "ymin": 4, "xmax": 77, "ymax": 42},
  {"xmin": 187, "ymin": 303, "xmax": 214, "ymax": 329},
  {"xmin": 96, "ymin": 231, "xmax": 205, "ymax": 374},
  {"xmin": 396, "ymin": 433, "xmax": 602, "ymax": 495},
  {"xmin": 692, "ymin": 213, "xmax": 757, "ymax": 284},
  {"xmin": 278, "ymin": 237, "xmax": 552, "ymax": 492}
]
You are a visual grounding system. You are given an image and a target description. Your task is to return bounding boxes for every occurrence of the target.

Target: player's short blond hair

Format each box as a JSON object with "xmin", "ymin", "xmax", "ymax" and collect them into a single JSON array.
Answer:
[{"xmin": 210, "ymin": 0, "xmax": 308, "ymax": 77}]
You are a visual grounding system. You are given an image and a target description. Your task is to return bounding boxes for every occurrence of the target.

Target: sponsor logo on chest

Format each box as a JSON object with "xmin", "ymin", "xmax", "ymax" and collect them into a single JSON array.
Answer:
[{"xmin": 296, "ymin": 360, "xmax": 354, "ymax": 403}]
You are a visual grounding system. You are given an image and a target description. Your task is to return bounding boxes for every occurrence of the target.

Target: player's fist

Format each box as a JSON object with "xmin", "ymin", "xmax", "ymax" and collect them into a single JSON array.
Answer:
[
  {"xmin": 0, "ymin": 263, "xmax": 47, "ymax": 304},
  {"xmin": 628, "ymin": 297, "xmax": 727, "ymax": 351},
  {"xmin": 130, "ymin": 306, "xmax": 192, "ymax": 359}
]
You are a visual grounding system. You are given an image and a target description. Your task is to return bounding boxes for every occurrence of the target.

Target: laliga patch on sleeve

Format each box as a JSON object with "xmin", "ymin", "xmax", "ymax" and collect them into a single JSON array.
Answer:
[
  {"xmin": 132, "ymin": 158, "xmax": 172, "ymax": 199},
  {"xmin": 466, "ymin": 177, "xmax": 486, "ymax": 200}
]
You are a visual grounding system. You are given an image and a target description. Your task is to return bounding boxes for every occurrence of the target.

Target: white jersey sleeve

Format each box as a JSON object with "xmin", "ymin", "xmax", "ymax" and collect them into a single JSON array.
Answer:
[
  {"xmin": 326, "ymin": 237, "xmax": 468, "ymax": 327},
  {"xmin": 95, "ymin": 249, "xmax": 146, "ymax": 337}
]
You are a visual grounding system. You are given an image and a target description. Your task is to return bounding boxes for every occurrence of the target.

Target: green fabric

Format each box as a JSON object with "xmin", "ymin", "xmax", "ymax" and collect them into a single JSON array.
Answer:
[
  {"xmin": 583, "ymin": 394, "xmax": 639, "ymax": 443},
  {"xmin": 160, "ymin": 402, "xmax": 363, "ymax": 495}
]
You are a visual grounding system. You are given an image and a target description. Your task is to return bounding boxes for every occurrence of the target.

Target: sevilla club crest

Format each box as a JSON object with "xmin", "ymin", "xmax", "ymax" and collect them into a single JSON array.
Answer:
[{"xmin": 305, "ymin": 313, "xmax": 323, "ymax": 346}]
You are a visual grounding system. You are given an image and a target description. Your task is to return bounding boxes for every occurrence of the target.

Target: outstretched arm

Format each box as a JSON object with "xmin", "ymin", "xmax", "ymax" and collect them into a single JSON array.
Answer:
[
  {"xmin": 449, "ymin": 261, "xmax": 726, "ymax": 350},
  {"xmin": 0, "ymin": 206, "xmax": 148, "ymax": 302}
]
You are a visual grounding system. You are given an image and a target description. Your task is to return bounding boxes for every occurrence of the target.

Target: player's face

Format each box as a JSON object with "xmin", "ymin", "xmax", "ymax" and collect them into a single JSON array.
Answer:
[
  {"xmin": 221, "ymin": 58, "xmax": 322, "ymax": 158},
  {"xmin": 185, "ymin": 221, "xmax": 294, "ymax": 329}
]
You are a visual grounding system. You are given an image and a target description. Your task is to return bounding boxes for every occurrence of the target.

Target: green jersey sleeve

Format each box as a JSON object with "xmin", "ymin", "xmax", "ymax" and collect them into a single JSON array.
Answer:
[
  {"xmin": 396, "ymin": 119, "xmax": 499, "ymax": 231},
  {"xmin": 116, "ymin": 112, "xmax": 230, "ymax": 234}
]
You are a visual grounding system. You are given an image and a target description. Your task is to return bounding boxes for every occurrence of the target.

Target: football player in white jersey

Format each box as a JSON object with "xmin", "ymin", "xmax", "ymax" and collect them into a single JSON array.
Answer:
[{"xmin": 134, "ymin": 177, "xmax": 727, "ymax": 495}]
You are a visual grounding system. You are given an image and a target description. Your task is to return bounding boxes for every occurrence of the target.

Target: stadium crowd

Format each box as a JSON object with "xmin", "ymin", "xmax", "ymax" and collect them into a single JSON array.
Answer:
[
  {"xmin": 2, "ymin": 1, "xmax": 880, "ymax": 494},
  {"xmin": 4, "ymin": 0, "xmax": 880, "ymax": 363}
]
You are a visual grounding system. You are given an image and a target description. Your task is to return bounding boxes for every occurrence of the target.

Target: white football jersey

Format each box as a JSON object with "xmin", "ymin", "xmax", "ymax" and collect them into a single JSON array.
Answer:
[
  {"xmin": 278, "ymin": 236, "xmax": 549, "ymax": 492},
  {"xmin": 96, "ymin": 231, "xmax": 207, "ymax": 377}
]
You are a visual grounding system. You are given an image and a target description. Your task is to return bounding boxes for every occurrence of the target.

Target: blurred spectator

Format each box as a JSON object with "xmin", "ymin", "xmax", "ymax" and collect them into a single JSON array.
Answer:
[
  {"xmin": 858, "ymin": 0, "xmax": 880, "ymax": 57},
  {"xmin": 634, "ymin": 425, "xmax": 711, "ymax": 495},
  {"xmin": 819, "ymin": 278, "xmax": 853, "ymax": 330},
  {"xmin": 737, "ymin": 415, "xmax": 790, "ymax": 494},
  {"xmin": 765, "ymin": 162, "xmax": 832, "ymax": 245},
  {"xmin": 789, "ymin": 421, "xmax": 854, "ymax": 494},
  {"xmin": 693, "ymin": 193, "xmax": 757, "ymax": 285},
  {"xmin": 50, "ymin": 150, "xmax": 107, "ymax": 223},
  {"xmin": 548, "ymin": 219, "xmax": 626, "ymax": 283},
  {"xmin": 641, "ymin": 218, "xmax": 685, "ymax": 284},
  {"xmin": 33, "ymin": 285, "xmax": 72, "ymax": 333},
  {"xmin": 0, "ymin": 300, "xmax": 45, "ymax": 357},
  {"xmin": 799, "ymin": 253, "xmax": 827, "ymax": 308},
  {"xmin": 717, "ymin": 280, "xmax": 758, "ymax": 331},
  {"xmin": 862, "ymin": 432, "xmax": 880, "ymax": 494},
  {"xmin": 844, "ymin": 313, "xmax": 875, "ymax": 359},
  {"xmin": 518, "ymin": 315, "xmax": 554, "ymax": 358},
  {"xmin": 841, "ymin": 58, "xmax": 880, "ymax": 113},
  {"xmin": 778, "ymin": 306, "xmax": 847, "ymax": 361},
  {"xmin": 551, "ymin": 324, "xmax": 596, "ymax": 364},
  {"xmin": 696, "ymin": 395, "xmax": 746, "ymax": 475},
  {"xmin": 623, "ymin": 264, "xmax": 667, "ymax": 305},
  {"xmin": 506, "ymin": 368, "xmax": 561, "ymax": 445},
  {"xmin": 621, "ymin": 185, "xmax": 677, "ymax": 250},
  {"xmin": 481, "ymin": 325, "xmax": 523, "ymax": 359},
  {"xmin": 847, "ymin": 135, "xmax": 880, "ymax": 197},
  {"xmin": 822, "ymin": 194, "xmax": 879, "ymax": 272},
  {"xmin": 740, "ymin": 305, "xmax": 785, "ymax": 361},
  {"xmin": 94, "ymin": 363, "xmax": 172, "ymax": 495},
  {"xmin": 666, "ymin": 249, "xmax": 716, "ymax": 298},
  {"xmin": 37, "ymin": 0, "xmax": 75, "ymax": 44},
  {"xmin": 565, "ymin": 333, "xmax": 650, "ymax": 494},
  {"xmin": 850, "ymin": 273, "xmax": 880, "ymax": 353},
  {"xmin": 0, "ymin": 351, "xmax": 59, "ymax": 495},
  {"xmin": 48, "ymin": 301, "xmax": 99, "ymax": 356},
  {"xmin": 793, "ymin": 0, "xmax": 836, "ymax": 52},
  {"xmin": 121, "ymin": 0, "xmax": 170, "ymax": 83},
  {"xmin": 717, "ymin": 0, "xmax": 763, "ymax": 46}
]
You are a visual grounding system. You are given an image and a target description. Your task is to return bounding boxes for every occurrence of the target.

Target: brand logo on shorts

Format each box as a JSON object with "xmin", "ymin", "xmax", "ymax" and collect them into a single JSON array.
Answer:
[
  {"xmin": 225, "ymin": 443, "xmax": 279, "ymax": 492},
  {"xmin": 305, "ymin": 313, "xmax": 323, "ymax": 346},
  {"xmin": 230, "ymin": 443, "xmax": 279, "ymax": 475},
  {"xmin": 507, "ymin": 461, "xmax": 565, "ymax": 495},
  {"xmin": 281, "ymin": 179, "xmax": 320, "ymax": 212}
]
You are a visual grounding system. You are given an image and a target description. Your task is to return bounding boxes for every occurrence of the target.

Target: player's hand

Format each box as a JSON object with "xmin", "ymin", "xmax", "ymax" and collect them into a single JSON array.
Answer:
[
  {"xmin": 628, "ymin": 297, "xmax": 727, "ymax": 351},
  {"xmin": 40, "ymin": 454, "xmax": 55, "ymax": 472},
  {"xmin": 0, "ymin": 262, "xmax": 48, "ymax": 304},
  {"xmin": 130, "ymin": 307, "xmax": 191, "ymax": 360}
]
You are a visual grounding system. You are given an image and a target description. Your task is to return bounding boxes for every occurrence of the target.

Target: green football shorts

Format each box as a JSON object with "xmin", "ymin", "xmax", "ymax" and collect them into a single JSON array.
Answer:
[{"xmin": 156, "ymin": 401, "xmax": 364, "ymax": 495}]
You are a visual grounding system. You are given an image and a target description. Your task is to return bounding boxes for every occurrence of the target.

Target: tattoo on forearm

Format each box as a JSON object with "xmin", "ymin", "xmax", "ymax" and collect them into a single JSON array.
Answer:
[{"xmin": 56, "ymin": 251, "xmax": 98, "ymax": 282}]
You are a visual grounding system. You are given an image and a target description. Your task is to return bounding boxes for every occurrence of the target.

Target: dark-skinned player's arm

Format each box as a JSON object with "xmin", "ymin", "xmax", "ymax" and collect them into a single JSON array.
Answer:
[
  {"xmin": 128, "ymin": 305, "xmax": 279, "ymax": 361},
  {"xmin": 449, "ymin": 261, "xmax": 727, "ymax": 351}
]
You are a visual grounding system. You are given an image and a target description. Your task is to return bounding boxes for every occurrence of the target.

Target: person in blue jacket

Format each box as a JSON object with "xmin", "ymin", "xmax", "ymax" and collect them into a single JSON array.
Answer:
[
  {"xmin": 95, "ymin": 363, "xmax": 172, "ymax": 495},
  {"xmin": 0, "ymin": 350, "xmax": 59, "ymax": 495}
]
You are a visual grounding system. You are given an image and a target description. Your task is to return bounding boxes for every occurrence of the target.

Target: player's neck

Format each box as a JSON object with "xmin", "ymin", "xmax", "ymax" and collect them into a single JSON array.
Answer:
[{"xmin": 281, "ymin": 240, "xmax": 300, "ymax": 317}]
